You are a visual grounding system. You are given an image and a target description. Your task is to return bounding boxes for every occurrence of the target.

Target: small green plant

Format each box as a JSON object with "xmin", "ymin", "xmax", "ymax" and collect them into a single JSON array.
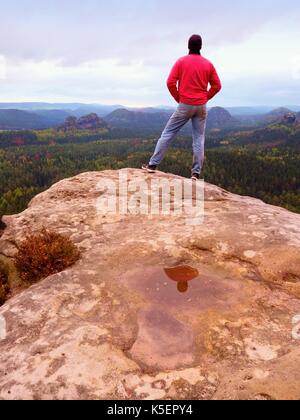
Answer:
[
  {"xmin": 0, "ymin": 261, "xmax": 9, "ymax": 305},
  {"xmin": 15, "ymin": 228, "xmax": 81, "ymax": 284}
]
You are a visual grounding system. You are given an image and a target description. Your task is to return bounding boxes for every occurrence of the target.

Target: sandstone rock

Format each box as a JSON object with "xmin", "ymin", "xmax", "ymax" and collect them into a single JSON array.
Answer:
[
  {"xmin": 0, "ymin": 169, "xmax": 300, "ymax": 400},
  {"xmin": 60, "ymin": 113, "xmax": 108, "ymax": 131},
  {"xmin": 282, "ymin": 113, "xmax": 296, "ymax": 125},
  {"xmin": 76, "ymin": 113, "xmax": 108, "ymax": 130}
]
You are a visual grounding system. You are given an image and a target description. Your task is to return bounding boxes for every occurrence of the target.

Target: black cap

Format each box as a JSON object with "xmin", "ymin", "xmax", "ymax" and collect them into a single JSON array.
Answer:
[{"xmin": 188, "ymin": 34, "xmax": 202, "ymax": 54}]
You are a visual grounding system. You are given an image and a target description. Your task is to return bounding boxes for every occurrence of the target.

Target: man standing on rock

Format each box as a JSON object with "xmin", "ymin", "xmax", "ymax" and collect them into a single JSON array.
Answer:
[{"xmin": 143, "ymin": 35, "xmax": 222, "ymax": 180}]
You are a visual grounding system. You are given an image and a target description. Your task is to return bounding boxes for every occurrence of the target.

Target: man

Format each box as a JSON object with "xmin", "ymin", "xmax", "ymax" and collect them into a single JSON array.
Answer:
[{"xmin": 142, "ymin": 34, "xmax": 221, "ymax": 180}]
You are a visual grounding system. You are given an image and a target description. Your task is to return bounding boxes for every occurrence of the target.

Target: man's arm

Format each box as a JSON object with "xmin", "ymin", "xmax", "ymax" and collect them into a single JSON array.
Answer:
[
  {"xmin": 207, "ymin": 65, "xmax": 222, "ymax": 101},
  {"xmin": 167, "ymin": 60, "xmax": 180, "ymax": 103}
]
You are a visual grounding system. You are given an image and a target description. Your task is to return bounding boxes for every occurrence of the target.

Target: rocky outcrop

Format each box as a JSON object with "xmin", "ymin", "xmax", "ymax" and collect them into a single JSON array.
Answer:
[
  {"xmin": 60, "ymin": 113, "xmax": 108, "ymax": 131},
  {"xmin": 0, "ymin": 169, "xmax": 300, "ymax": 400},
  {"xmin": 282, "ymin": 112, "xmax": 297, "ymax": 125}
]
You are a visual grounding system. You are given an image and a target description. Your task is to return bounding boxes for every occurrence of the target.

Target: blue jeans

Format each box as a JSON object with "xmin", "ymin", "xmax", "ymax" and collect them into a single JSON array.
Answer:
[{"xmin": 149, "ymin": 103, "xmax": 208, "ymax": 175}]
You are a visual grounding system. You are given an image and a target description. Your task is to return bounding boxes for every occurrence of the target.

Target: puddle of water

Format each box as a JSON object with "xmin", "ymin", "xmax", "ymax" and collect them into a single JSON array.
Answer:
[
  {"xmin": 129, "ymin": 308, "xmax": 195, "ymax": 370},
  {"xmin": 124, "ymin": 266, "xmax": 246, "ymax": 370},
  {"xmin": 123, "ymin": 265, "xmax": 244, "ymax": 311}
]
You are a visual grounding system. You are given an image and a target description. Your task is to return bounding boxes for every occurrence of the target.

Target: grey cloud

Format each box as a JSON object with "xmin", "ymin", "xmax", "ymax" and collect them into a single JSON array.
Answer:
[
  {"xmin": 0, "ymin": 0, "xmax": 299, "ymax": 64},
  {"xmin": 1, "ymin": 0, "xmax": 300, "ymax": 106}
]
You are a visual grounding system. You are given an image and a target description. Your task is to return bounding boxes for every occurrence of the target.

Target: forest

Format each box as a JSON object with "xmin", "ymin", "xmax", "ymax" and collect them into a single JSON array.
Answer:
[{"xmin": 0, "ymin": 125, "xmax": 300, "ymax": 221}]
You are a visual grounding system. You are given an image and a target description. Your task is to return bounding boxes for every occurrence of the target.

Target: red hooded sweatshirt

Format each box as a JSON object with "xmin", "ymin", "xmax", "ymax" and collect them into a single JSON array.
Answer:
[{"xmin": 167, "ymin": 54, "xmax": 222, "ymax": 105}]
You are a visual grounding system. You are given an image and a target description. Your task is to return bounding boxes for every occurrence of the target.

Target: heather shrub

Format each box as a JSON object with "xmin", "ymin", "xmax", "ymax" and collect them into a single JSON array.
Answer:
[{"xmin": 15, "ymin": 228, "xmax": 81, "ymax": 284}]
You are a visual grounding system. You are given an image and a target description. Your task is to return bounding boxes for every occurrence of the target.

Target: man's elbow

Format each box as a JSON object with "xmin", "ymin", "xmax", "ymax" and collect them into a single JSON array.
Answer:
[
  {"xmin": 167, "ymin": 79, "xmax": 175, "ymax": 90},
  {"xmin": 216, "ymin": 81, "xmax": 222, "ymax": 93}
]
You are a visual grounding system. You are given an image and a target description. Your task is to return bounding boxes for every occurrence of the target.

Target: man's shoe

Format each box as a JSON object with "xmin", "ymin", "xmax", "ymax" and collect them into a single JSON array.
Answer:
[
  {"xmin": 191, "ymin": 173, "xmax": 200, "ymax": 181},
  {"xmin": 142, "ymin": 164, "xmax": 157, "ymax": 173}
]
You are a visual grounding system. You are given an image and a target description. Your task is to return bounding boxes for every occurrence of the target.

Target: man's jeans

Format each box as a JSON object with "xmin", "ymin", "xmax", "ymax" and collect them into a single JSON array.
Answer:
[{"xmin": 149, "ymin": 103, "xmax": 207, "ymax": 175}]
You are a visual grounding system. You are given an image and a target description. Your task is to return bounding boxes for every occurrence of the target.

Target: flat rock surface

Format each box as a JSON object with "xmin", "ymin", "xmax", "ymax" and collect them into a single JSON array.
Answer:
[{"xmin": 0, "ymin": 169, "xmax": 300, "ymax": 400}]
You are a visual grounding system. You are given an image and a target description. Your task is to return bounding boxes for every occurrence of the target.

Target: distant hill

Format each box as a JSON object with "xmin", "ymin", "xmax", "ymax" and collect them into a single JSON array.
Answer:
[
  {"xmin": 0, "ymin": 109, "xmax": 76, "ymax": 130},
  {"xmin": 1, "ymin": 103, "xmax": 299, "ymax": 133},
  {"xmin": 226, "ymin": 106, "xmax": 300, "ymax": 116},
  {"xmin": 0, "ymin": 102, "xmax": 124, "ymax": 116},
  {"xmin": 126, "ymin": 107, "xmax": 174, "ymax": 114},
  {"xmin": 32, "ymin": 110, "xmax": 71, "ymax": 125},
  {"xmin": 206, "ymin": 107, "xmax": 238, "ymax": 129},
  {"xmin": 233, "ymin": 107, "xmax": 298, "ymax": 128},
  {"xmin": 0, "ymin": 106, "xmax": 237, "ymax": 132},
  {"xmin": 0, "ymin": 102, "xmax": 84, "ymax": 111},
  {"xmin": 0, "ymin": 109, "xmax": 51, "ymax": 130},
  {"xmin": 104, "ymin": 106, "xmax": 237, "ymax": 132},
  {"xmin": 1, "ymin": 102, "xmax": 299, "ymax": 118},
  {"xmin": 262, "ymin": 107, "xmax": 293, "ymax": 124},
  {"xmin": 221, "ymin": 117, "xmax": 300, "ymax": 148},
  {"xmin": 71, "ymin": 105, "xmax": 125, "ymax": 117},
  {"xmin": 104, "ymin": 108, "xmax": 172, "ymax": 132},
  {"xmin": 0, "ymin": 109, "xmax": 110, "ymax": 131},
  {"xmin": 225, "ymin": 106, "xmax": 274, "ymax": 116}
]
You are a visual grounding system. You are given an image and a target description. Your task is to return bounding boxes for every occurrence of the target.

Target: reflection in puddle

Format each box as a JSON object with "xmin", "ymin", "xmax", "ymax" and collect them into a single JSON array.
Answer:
[
  {"xmin": 123, "ymin": 265, "xmax": 244, "ymax": 311},
  {"xmin": 124, "ymin": 265, "xmax": 246, "ymax": 370},
  {"xmin": 164, "ymin": 266, "xmax": 199, "ymax": 294},
  {"xmin": 177, "ymin": 281, "xmax": 189, "ymax": 293}
]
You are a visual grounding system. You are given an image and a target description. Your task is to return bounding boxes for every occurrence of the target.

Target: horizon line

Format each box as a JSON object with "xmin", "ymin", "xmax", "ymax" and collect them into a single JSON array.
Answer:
[{"xmin": 0, "ymin": 101, "xmax": 299, "ymax": 109}]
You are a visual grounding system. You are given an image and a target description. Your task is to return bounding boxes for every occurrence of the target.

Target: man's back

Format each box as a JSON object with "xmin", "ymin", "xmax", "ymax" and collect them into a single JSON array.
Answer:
[
  {"xmin": 143, "ymin": 34, "xmax": 222, "ymax": 178},
  {"xmin": 167, "ymin": 54, "xmax": 221, "ymax": 106}
]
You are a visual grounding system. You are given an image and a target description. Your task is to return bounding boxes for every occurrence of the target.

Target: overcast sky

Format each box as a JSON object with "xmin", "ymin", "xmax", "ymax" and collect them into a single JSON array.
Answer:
[{"xmin": 0, "ymin": 0, "xmax": 300, "ymax": 107}]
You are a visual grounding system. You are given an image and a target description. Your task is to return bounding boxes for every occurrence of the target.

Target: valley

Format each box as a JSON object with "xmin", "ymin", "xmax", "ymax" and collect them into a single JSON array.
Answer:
[{"xmin": 0, "ymin": 104, "xmax": 299, "ymax": 222}]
